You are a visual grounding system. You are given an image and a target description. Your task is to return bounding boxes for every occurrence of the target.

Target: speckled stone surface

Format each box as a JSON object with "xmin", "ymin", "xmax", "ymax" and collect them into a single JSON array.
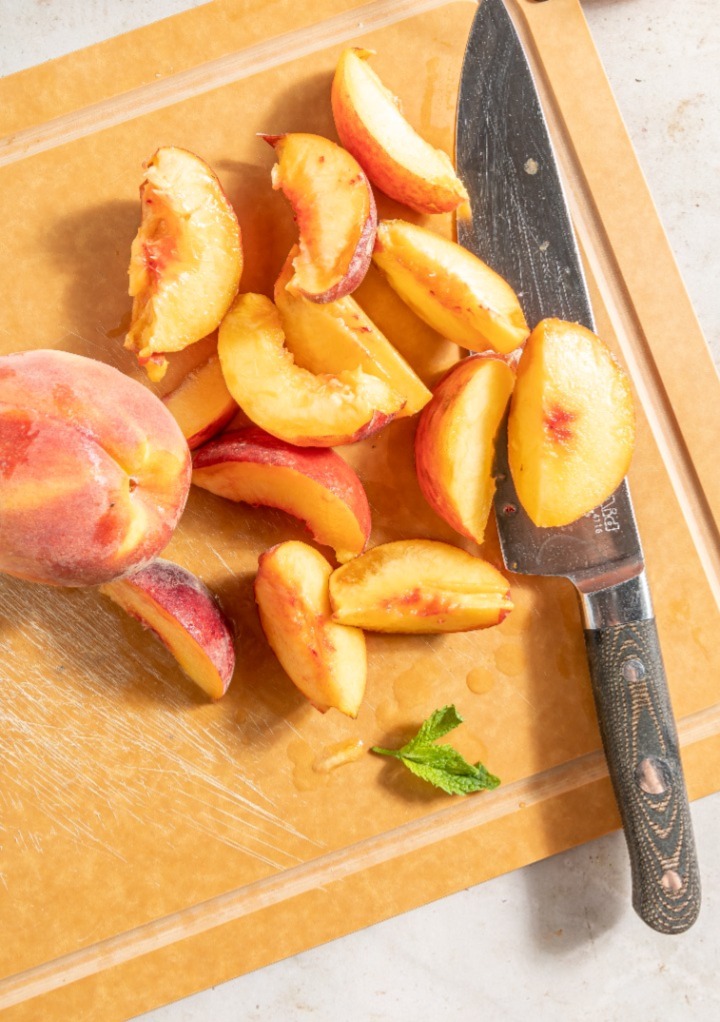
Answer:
[{"xmin": 1, "ymin": 2, "xmax": 718, "ymax": 1019}]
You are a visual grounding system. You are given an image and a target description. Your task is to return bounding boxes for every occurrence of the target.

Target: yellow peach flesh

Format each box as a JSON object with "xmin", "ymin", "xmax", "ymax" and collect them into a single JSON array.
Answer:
[
  {"xmin": 416, "ymin": 356, "xmax": 515, "ymax": 544},
  {"xmin": 192, "ymin": 460, "xmax": 368, "ymax": 563},
  {"xmin": 332, "ymin": 48, "xmax": 468, "ymax": 214},
  {"xmin": 353, "ymin": 264, "xmax": 461, "ymax": 386},
  {"xmin": 255, "ymin": 541, "xmax": 367, "ymax": 717},
  {"xmin": 217, "ymin": 293, "xmax": 404, "ymax": 446},
  {"xmin": 267, "ymin": 133, "xmax": 375, "ymax": 302},
  {"xmin": 373, "ymin": 219, "xmax": 528, "ymax": 354},
  {"xmin": 163, "ymin": 354, "xmax": 237, "ymax": 449},
  {"xmin": 508, "ymin": 319, "xmax": 636, "ymax": 527},
  {"xmin": 126, "ymin": 147, "xmax": 243, "ymax": 381},
  {"xmin": 275, "ymin": 249, "xmax": 430, "ymax": 417},
  {"xmin": 329, "ymin": 539, "xmax": 513, "ymax": 633},
  {"xmin": 100, "ymin": 562, "xmax": 234, "ymax": 699}
]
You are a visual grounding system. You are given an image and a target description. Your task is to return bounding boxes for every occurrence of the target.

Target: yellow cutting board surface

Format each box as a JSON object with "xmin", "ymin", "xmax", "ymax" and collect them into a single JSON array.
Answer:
[{"xmin": 1, "ymin": 0, "xmax": 719, "ymax": 1018}]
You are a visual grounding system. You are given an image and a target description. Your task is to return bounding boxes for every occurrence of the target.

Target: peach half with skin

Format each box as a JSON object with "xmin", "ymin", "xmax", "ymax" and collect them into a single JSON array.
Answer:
[
  {"xmin": 192, "ymin": 426, "xmax": 371, "ymax": 563},
  {"xmin": 217, "ymin": 292, "xmax": 404, "ymax": 446},
  {"xmin": 274, "ymin": 247, "xmax": 431, "ymax": 417},
  {"xmin": 331, "ymin": 47, "xmax": 468, "ymax": 215},
  {"xmin": 415, "ymin": 354, "xmax": 515, "ymax": 545},
  {"xmin": 0, "ymin": 349, "xmax": 191, "ymax": 587},
  {"xmin": 508, "ymin": 318, "xmax": 636, "ymax": 527},
  {"xmin": 372, "ymin": 219, "xmax": 529, "ymax": 354},
  {"xmin": 254, "ymin": 541, "xmax": 367, "ymax": 717},
  {"xmin": 126, "ymin": 146, "xmax": 243, "ymax": 382},
  {"xmin": 100, "ymin": 559, "xmax": 235, "ymax": 699},
  {"xmin": 262, "ymin": 132, "xmax": 376, "ymax": 303},
  {"xmin": 162, "ymin": 350, "xmax": 237, "ymax": 450},
  {"xmin": 329, "ymin": 539, "xmax": 513, "ymax": 634}
]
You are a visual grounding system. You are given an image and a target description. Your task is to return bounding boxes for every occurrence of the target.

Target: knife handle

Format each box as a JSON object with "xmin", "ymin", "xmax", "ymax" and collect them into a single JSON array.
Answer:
[{"xmin": 581, "ymin": 573, "xmax": 700, "ymax": 934}]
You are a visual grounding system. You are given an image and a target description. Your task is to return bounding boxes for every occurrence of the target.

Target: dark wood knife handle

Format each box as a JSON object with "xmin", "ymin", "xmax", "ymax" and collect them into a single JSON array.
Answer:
[{"xmin": 584, "ymin": 615, "xmax": 700, "ymax": 933}]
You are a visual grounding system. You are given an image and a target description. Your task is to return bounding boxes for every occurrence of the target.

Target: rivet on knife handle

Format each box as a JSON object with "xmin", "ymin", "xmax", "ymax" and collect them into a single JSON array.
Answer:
[{"xmin": 582, "ymin": 575, "xmax": 700, "ymax": 933}]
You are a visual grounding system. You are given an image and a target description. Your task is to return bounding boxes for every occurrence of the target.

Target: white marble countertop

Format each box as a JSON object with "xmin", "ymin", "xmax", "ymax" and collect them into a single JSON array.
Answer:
[{"xmin": 1, "ymin": 1, "xmax": 718, "ymax": 1019}]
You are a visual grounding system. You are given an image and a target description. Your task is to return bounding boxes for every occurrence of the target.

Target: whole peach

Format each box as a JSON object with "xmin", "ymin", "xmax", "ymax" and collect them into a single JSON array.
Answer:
[{"xmin": 0, "ymin": 349, "xmax": 191, "ymax": 586}]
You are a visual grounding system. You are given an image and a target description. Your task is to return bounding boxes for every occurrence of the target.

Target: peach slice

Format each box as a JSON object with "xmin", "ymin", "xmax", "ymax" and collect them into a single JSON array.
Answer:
[
  {"xmin": 508, "ymin": 319, "xmax": 636, "ymax": 527},
  {"xmin": 373, "ymin": 219, "xmax": 529, "ymax": 354},
  {"xmin": 126, "ymin": 147, "xmax": 243, "ymax": 382},
  {"xmin": 329, "ymin": 539, "xmax": 513, "ymax": 633},
  {"xmin": 415, "ymin": 355, "xmax": 515, "ymax": 544},
  {"xmin": 254, "ymin": 541, "xmax": 367, "ymax": 717},
  {"xmin": 163, "ymin": 351, "xmax": 237, "ymax": 450},
  {"xmin": 0, "ymin": 349, "xmax": 191, "ymax": 587},
  {"xmin": 331, "ymin": 48, "xmax": 468, "ymax": 214},
  {"xmin": 353, "ymin": 264, "xmax": 462, "ymax": 386},
  {"xmin": 217, "ymin": 292, "xmax": 404, "ymax": 446},
  {"xmin": 100, "ymin": 559, "xmax": 235, "ymax": 699},
  {"xmin": 274, "ymin": 247, "xmax": 431, "ymax": 417},
  {"xmin": 262, "ymin": 132, "xmax": 376, "ymax": 303},
  {"xmin": 192, "ymin": 426, "xmax": 371, "ymax": 563}
]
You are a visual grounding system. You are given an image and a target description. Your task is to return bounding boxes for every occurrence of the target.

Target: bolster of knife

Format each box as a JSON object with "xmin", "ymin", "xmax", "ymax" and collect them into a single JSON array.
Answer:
[{"xmin": 579, "ymin": 570, "xmax": 701, "ymax": 934}]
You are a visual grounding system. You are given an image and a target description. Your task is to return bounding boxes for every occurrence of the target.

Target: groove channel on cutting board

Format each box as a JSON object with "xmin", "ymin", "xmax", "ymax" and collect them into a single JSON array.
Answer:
[
  {"xmin": 0, "ymin": 699, "xmax": 718, "ymax": 1012},
  {"xmin": 505, "ymin": 0, "xmax": 720, "ymax": 613},
  {"xmin": 0, "ymin": 0, "xmax": 455, "ymax": 168}
]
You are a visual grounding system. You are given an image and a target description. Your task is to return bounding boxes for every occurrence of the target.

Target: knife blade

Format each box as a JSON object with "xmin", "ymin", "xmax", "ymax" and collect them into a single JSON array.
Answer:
[{"xmin": 456, "ymin": 0, "xmax": 699, "ymax": 933}]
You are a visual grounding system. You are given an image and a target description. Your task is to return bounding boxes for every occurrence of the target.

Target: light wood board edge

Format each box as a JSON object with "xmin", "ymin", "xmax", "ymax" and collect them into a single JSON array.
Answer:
[{"xmin": 0, "ymin": 700, "xmax": 718, "ymax": 1014}]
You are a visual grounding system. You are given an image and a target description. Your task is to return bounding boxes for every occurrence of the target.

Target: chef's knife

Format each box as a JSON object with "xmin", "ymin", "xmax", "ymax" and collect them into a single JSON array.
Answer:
[{"xmin": 456, "ymin": 0, "xmax": 700, "ymax": 933}]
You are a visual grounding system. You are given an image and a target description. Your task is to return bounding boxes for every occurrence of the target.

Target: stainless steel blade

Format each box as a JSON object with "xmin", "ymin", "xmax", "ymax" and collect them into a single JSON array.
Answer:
[
  {"xmin": 456, "ymin": 0, "xmax": 643, "ymax": 592},
  {"xmin": 455, "ymin": 0, "xmax": 700, "ymax": 934}
]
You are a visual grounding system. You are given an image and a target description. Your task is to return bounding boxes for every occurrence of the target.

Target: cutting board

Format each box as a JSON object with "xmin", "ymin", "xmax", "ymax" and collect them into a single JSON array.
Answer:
[{"xmin": 1, "ymin": 0, "xmax": 719, "ymax": 1018}]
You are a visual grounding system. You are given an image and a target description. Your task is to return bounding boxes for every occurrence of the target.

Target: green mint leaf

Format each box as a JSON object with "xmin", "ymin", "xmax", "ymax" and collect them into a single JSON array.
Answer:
[
  {"xmin": 371, "ymin": 704, "xmax": 500, "ymax": 796},
  {"xmin": 404, "ymin": 704, "xmax": 463, "ymax": 752}
]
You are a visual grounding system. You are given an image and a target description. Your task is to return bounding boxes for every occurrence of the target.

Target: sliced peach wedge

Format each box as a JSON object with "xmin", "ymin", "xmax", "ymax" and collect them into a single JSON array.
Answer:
[
  {"xmin": 415, "ymin": 355, "xmax": 515, "ymax": 545},
  {"xmin": 255, "ymin": 541, "xmax": 367, "ymax": 717},
  {"xmin": 329, "ymin": 539, "xmax": 513, "ymax": 634},
  {"xmin": 372, "ymin": 219, "xmax": 529, "ymax": 354},
  {"xmin": 274, "ymin": 247, "xmax": 431, "ymax": 417},
  {"xmin": 508, "ymin": 318, "xmax": 636, "ymax": 527},
  {"xmin": 163, "ymin": 349, "xmax": 237, "ymax": 450},
  {"xmin": 262, "ymin": 132, "xmax": 376, "ymax": 303},
  {"xmin": 126, "ymin": 147, "xmax": 243, "ymax": 382},
  {"xmin": 353, "ymin": 264, "xmax": 462, "ymax": 387},
  {"xmin": 332, "ymin": 48, "xmax": 468, "ymax": 215},
  {"xmin": 217, "ymin": 292, "xmax": 404, "ymax": 446},
  {"xmin": 100, "ymin": 559, "xmax": 235, "ymax": 699},
  {"xmin": 192, "ymin": 426, "xmax": 371, "ymax": 563}
]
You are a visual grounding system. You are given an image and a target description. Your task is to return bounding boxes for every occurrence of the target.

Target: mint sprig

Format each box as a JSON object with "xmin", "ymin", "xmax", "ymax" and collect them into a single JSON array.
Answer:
[{"xmin": 371, "ymin": 705, "xmax": 500, "ymax": 796}]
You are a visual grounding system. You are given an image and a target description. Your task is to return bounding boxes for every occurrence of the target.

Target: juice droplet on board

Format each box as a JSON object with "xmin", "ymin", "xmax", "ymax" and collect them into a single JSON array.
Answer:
[
  {"xmin": 287, "ymin": 737, "xmax": 326, "ymax": 792},
  {"xmin": 494, "ymin": 643, "xmax": 526, "ymax": 677},
  {"xmin": 392, "ymin": 656, "xmax": 435, "ymax": 710},
  {"xmin": 313, "ymin": 738, "xmax": 365, "ymax": 774},
  {"xmin": 106, "ymin": 311, "xmax": 132, "ymax": 339},
  {"xmin": 466, "ymin": 667, "xmax": 495, "ymax": 695}
]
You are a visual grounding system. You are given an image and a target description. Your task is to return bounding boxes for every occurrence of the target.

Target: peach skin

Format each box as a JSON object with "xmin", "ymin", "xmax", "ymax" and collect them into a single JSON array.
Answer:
[
  {"xmin": 508, "ymin": 318, "xmax": 636, "ymax": 527},
  {"xmin": 329, "ymin": 539, "xmax": 513, "ymax": 633},
  {"xmin": 415, "ymin": 354, "xmax": 515, "ymax": 544},
  {"xmin": 101, "ymin": 558, "xmax": 235, "ymax": 699},
  {"xmin": 331, "ymin": 48, "xmax": 468, "ymax": 215},
  {"xmin": 192, "ymin": 426, "xmax": 372, "ymax": 563},
  {"xmin": 255, "ymin": 541, "xmax": 367, "ymax": 717},
  {"xmin": 126, "ymin": 147, "xmax": 243, "ymax": 382},
  {"xmin": 217, "ymin": 292, "xmax": 404, "ymax": 446},
  {"xmin": 0, "ymin": 349, "xmax": 191, "ymax": 587},
  {"xmin": 262, "ymin": 132, "xmax": 376, "ymax": 303},
  {"xmin": 372, "ymin": 219, "xmax": 529, "ymax": 354}
]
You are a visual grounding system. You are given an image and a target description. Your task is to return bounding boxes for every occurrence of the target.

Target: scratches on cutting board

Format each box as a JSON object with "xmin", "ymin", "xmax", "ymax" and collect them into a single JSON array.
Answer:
[{"xmin": 0, "ymin": 575, "xmax": 319, "ymax": 873}]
